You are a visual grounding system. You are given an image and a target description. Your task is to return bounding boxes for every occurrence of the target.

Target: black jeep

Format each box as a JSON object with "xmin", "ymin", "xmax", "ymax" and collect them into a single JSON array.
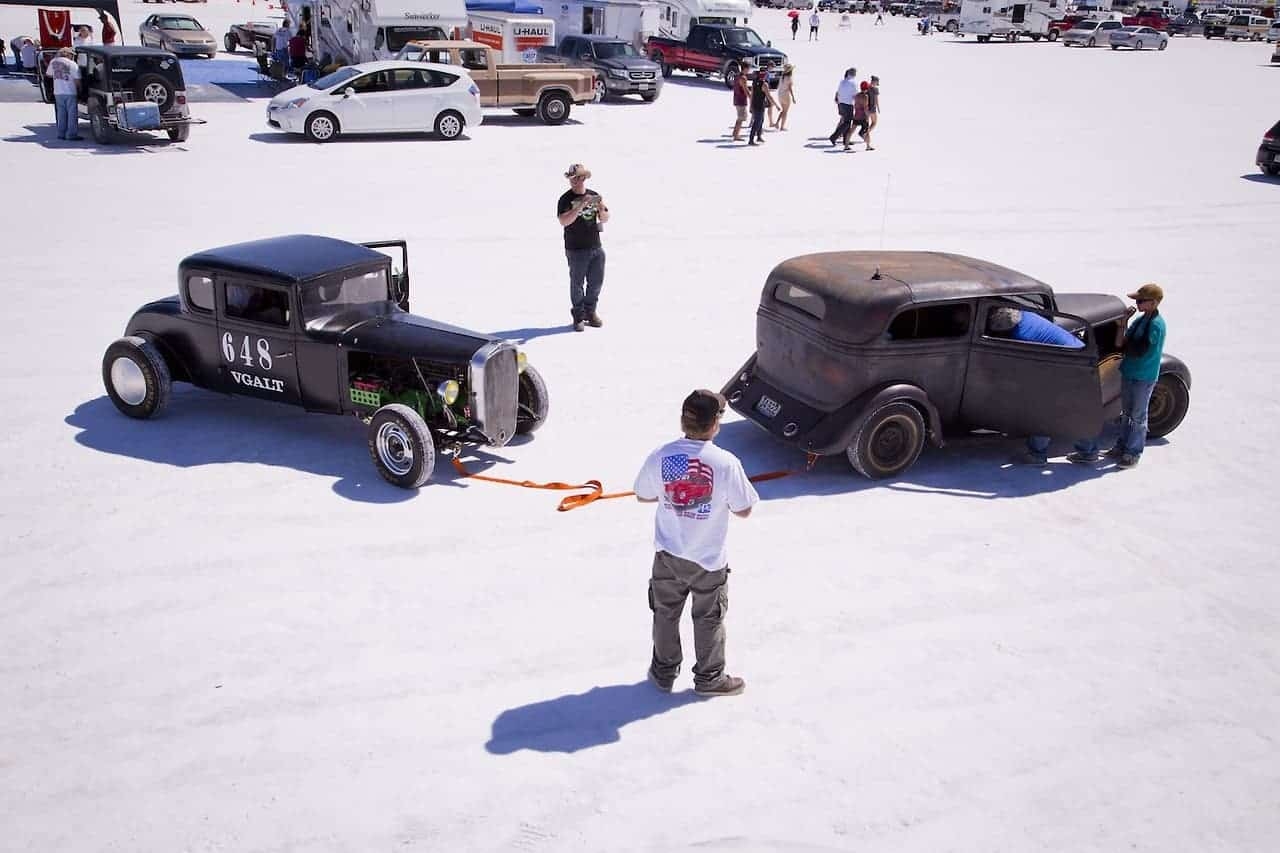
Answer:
[
  {"xmin": 720, "ymin": 252, "xmax": 1191, "ymax": 479},
  {"xmin": 74, "ymin": 45, "xmax": 201, "ymax": 143},
  {"xmin": 102, "ymin": 235, "xmax": 551, "ymax": 488}
]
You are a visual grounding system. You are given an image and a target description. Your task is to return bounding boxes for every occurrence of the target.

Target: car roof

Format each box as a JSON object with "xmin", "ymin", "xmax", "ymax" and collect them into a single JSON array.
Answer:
[
  {"xmin": 77, "ymin": 45, "xmax": 175, "ymax": 58},
  {"xmin": 180, "ymin": 235, "xmax": 388, "ymax": 283},
  {"xmin": 764, "ymin": 251, "xmax": 1054, "ymax": 342}
]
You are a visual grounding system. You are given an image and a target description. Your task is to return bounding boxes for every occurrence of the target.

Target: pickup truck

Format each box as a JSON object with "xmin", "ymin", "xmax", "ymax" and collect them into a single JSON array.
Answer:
[
  {"xmin": 399, "ymin": 39, "xmax": 595, "ymax": 124},
  {"xmin": 1121, "ymin": 10, "xmax": 1169, "ymax": 30},
  {"xmin": 536, "ymin": 34, "xmax": 662, "ymax": 103},
  {"xmin": 645, "ymin": 23, "xmax": 787, "ymax": 90}
]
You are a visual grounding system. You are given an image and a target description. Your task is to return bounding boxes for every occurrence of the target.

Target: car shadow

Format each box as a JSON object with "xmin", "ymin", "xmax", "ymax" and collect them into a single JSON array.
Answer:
[
  {"xmin": 66, "ymin": 390, "xmax": 444, "ymax": 502},
  {"xmin": 1240, "ymin": 173, "xmax": 1280, "ymax": 184},
  {"xmin": 247, "ymin": 130, "xmax": 472, "ymax": 144},
  {"xmin": 659, "ymin": 75, "xmax": 730, "ymax": 92},
  {"xmin": 942, "ymin": 38, "xmax": 1044, "ymax": 45},
  {"xmin": 486, "ymin": 324, "xmax": 578, "ymax": 343},
  {"xmin": 713, "ymin": 418, "xmax": 1119, "ymax": 501},
  {"xmin": 485, "ymin": 681, "xmax": 704, "ymax": 754},
  {"xmin": 4, "ymin": 123, "xmax": 186, "ymax": 152},
  {"xmin": 478, "ymin": 114, "xmax": 585, "ymax": 128}
]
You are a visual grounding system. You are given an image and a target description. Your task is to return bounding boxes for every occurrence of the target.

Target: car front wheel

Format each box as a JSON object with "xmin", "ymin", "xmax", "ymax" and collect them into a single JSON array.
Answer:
[
  {"xmin": 304, "ymin": 111, "xmax": 339, "ymax": 142},
  {"xmin": 1087, "ymin": 36, "xmax": 1096, "ymax": 47},
  {"xmin": 516, "ymin": 365, "xmax": 551, "ymax": 435},
  {"xmin": 368, "ymin": 404, "xmax": 435, "ymax": 488},
  {"xmin": 1158, "ymin": 39, "xmax": 1167, "ymax": 50},
  {"xmin": 224, "ymin": 34, "xmax": 236, "ymax": 52},
  {"xmin": 103, "ymin": 336, "xmax": 171, "ymax": 419},
  {"xmin": 847, "ymin": 401, "xmax": 926, "ymax": 479},
  {"xmin": 434, "ymin": 109, "xmax": 465, "ymax": 140},
  {"xmin": 1145, "ymin": 374, "xmax": 1190, "ymax": 439}
]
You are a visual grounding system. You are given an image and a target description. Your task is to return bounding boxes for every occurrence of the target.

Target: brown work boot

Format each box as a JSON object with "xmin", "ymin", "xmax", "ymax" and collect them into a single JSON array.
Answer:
[
  {"xmin": 586, "ymin": 312, "xmax": 603, "ymax": 328},
  {"xmin": 695, "ymin": 675, "xmax": 745, "ymax": 697},
  {"xmin": 573, "ymin": 319, "xmax": 585, "ymax": 332}
]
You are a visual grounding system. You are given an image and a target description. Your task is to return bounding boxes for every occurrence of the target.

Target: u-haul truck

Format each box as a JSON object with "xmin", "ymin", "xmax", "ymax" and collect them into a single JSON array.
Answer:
[{"xmin": 468, "ymin": 11, "xmax": 557, "ymax": 63}]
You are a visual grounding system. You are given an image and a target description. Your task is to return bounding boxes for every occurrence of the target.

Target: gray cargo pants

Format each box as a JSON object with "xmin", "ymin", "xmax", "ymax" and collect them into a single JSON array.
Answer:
[{"xmin": 648, "ymin": 550, "xmax": 729, "ymax": 688}]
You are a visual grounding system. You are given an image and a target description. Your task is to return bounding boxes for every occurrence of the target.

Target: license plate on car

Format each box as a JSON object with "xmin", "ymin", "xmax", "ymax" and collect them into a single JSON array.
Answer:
[{"xmin": 755, "ymin": 395, "xmax": 782, "ymax": 418}]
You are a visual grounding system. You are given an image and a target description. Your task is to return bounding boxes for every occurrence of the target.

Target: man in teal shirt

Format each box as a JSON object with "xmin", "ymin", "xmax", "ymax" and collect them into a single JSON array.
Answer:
[{"xmin": 1070, "ymin": 284, "xmax": 1167, "ymax": 468}]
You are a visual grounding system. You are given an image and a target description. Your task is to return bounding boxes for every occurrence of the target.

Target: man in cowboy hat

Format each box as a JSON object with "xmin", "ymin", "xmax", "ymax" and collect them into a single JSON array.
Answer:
[
  {"xmin": 1069, "ymin": 284, "xmax": 1168, "ymax": 468},
  {"xmin": 555, "ymin": 163, "xmax": 610, "ymax": 332}
]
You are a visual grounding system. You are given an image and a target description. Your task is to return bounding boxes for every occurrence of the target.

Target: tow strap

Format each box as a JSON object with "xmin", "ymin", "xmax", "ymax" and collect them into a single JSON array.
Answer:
[{"xmin": 450, "ymin": 454, "xmax": 819, "ymax": 512}]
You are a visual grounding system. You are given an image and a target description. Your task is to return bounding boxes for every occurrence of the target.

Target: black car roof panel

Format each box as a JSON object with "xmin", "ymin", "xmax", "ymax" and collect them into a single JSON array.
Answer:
[{"xmin": 180, "ymin": 235, "xmax": 388, "ymax": 282}]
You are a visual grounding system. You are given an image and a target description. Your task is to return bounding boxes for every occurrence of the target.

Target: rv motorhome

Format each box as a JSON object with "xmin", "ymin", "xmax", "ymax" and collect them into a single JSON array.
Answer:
[
  {"xmin": 656, "ymin": 0, "xmax": 752, "ymax": 41},
  {"xmin": 553, "ymin": 0, "xmax": 663, "ymax": 49},
  {"xmin": 958, "ymin": 0, "xmax": 1062, "ymax": 41},
  {"xmin": 282, "ymin": 0, "xmax": 467, "ymax": 66}
]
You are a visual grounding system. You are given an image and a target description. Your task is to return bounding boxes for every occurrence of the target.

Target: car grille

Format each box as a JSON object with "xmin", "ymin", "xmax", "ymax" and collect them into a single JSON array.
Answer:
[
  {"xmin": 628, "ymin": 70, "xmax": 656, "ymax": 80},
  {"xmin": 469, "ymin": 342, "xmax": 518, "ymax": 447}
]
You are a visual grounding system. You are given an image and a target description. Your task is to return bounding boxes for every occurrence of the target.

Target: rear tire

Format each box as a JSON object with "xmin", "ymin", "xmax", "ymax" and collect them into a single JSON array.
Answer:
[
  {"xmin": 103, "ymin": 336, "xmax": 171, "ymax": 419},
  {"xmin": 516, "ymin": 365, "xmax": 551, "ymax": 435},
  {"xmin": 1145, "ymin": 374, "xmax": 1190, "ymax": 439},
  {"xmin": 367, "ymin": 404, "xmax": 435, "ymax": 488},
  {"xmin": 135, "ymin": 72, "xmax": 175, "ymax": 111},
  {"xmin": 846, "ymin": 401, "xmax": 926, "ymax": 479},
  {"xmin": 434, "ymin": 109, "xmax": 464, "ymax": 140},
  {"xmin": 1047, "ymin": 28, "xmax": 1059, "ymax": 41},
  {"xmin": 89, "ymin": 104, "xmax": 115, "ymax": 145},
  {"xmin": 537, "ymin": 91, "xmax": 571, "ymax": 125},
  {"xmin": 1263, "ymin": 165, "xmax": 1280, "ymax": 176}
]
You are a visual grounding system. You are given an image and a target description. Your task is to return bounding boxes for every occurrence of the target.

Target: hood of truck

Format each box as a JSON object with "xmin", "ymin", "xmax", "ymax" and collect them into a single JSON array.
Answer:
[
  {"xmin": 324, "ymin": 312, "xmax": 495, "ymax": 363},
  {"xmin": 732, "ymin": 45, "xmax": 787, "ymax": 61},
  {"xmin": 597, "ymin": 55, "xmax": 660, "ymax": 71}
]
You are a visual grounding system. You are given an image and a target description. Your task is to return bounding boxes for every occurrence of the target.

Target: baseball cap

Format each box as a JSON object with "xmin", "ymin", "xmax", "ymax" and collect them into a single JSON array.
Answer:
[
  {"xmin": 564, "ymin": 163, "xmax": 591, "ymax": 179},
  {"xmin": 681, "ymin": 389, "xmax": 726, "ymax": 433},
  {"xmin": 1127, "ymin": 283, "xmax": 1164, "ymax": 302}
]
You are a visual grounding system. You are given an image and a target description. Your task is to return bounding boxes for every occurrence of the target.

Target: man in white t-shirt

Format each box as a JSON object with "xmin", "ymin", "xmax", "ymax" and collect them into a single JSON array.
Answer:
[
  {"xmin": 634, "ymin": 389, "xmax": 758, "ymax": 697},
  {"xmin": 809, "ymin": 10, "xmax": 821, "ymax": 41},
  {"xmin": 45, "ymin": 47, "xmax": 82, "ymax": 141}
]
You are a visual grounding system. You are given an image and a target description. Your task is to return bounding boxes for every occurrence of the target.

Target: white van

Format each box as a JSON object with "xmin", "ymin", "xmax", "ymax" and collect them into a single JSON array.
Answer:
[
  {"xmin": 467, "ymin": 11, "xmax": 555, "ymax": 63},
  {"xmin": 1225, "ymin": 14, "xmax": 1269, "ymax": 40}
]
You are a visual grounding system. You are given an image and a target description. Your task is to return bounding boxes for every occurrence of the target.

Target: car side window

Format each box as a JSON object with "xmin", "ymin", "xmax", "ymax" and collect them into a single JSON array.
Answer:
[
  {"xmin": 425, "ymin": 69, "xmax": 458, "ymax": 87},
  {"xmin": 224, "ymin": 281, "xmax": 291, "ymax": 327},
  {"xmin": 187, "ymin": 275, "xmax": 214, "ymax": 312},
  {"xmin": 774, "ymin": 282, "xmax": 826, "ymax": 320},
  {"xmin": 391, "ymin": 68, "xmax": 429, "ymax": 89},
  {"xmin": 459, "ymin": 48, "xmax": 488, "ymax": 71},
  {"xmin": 349, "ymin": 71, "xmax": 389, "ymax": 93},
  {"xmin": 887, "ymin": 304, "xmax": 971, "ymax": 340}
]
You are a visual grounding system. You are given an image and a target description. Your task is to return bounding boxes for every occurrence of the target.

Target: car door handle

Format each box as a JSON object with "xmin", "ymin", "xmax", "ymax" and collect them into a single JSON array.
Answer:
[{"xmin": 276, "ymin": 351, "xmax": 294, "ymax": 358}]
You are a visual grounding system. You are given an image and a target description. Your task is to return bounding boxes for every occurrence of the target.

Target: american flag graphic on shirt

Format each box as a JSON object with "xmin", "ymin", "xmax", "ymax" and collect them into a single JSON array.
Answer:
[{"xmin": 661, "ymin": 454, "xmax": 715, "ymax": 514}]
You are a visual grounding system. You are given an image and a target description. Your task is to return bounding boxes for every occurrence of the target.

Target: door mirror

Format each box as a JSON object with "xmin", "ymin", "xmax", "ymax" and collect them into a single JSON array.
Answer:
[
  {"xmin": 580, "ymin": 52, "xmax": 592, "ymax": 60},
  {"xmin": 343, "ymin": 86, "xmax": 355, "ymax": 98}
]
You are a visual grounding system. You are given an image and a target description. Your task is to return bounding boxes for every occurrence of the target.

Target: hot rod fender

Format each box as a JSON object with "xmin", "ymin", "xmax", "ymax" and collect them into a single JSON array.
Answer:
[
  {"xmin": 1159, "ymin": 354, "xmax": 1191, "ymax": 389},
  {"xmin": 802, "ymin": 383, "xmax": 944, "ymax": 456}
]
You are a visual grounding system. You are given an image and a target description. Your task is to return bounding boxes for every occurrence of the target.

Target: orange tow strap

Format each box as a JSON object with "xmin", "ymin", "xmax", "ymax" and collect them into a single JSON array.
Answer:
[{"xmin": 450, "ymin": 454, "xmax": 818, "ymax": 512}]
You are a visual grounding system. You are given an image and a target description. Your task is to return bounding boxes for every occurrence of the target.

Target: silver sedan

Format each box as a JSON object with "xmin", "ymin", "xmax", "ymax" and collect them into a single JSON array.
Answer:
[
  {"xmin": 1062, "ymin": 19, "xmax": 1123, "ymax": 47},
  {"xmin": 1108, "ymin": 25, "xmax": 1169, "ymax": 50}
]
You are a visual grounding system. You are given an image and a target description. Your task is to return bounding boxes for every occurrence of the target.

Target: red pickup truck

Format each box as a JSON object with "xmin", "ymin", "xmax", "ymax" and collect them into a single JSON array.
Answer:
[
  {"xmin": 1121, "ymin": 11, "xmax": 1170, "ymax": 30},
  {"xmin": 645, "ymin": 23, "xmax": 787, "ymax": 89}
]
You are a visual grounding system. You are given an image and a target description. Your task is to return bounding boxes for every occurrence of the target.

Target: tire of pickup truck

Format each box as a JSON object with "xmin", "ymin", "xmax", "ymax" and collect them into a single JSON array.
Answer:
[
  {"xmin": 224, "ymin": 33, "xmax": 236, "ymax": 52},
  {"xmin": 537, "ymin": 92, "xmax": 571, "ymax": 125},
  {"xmin": 722, "ymin": 60, "xmax": 739, "ymax": 89},
  {"xmin": 1031, "ymin": 33, "xmax": 1041, "ymax": 41},
  {"xmin": 650, "ymin": 51, "xmax": 672, "ymax": 78},
  {"xmin": 368, "ymin": 404, "xmax": 435, "ymax": 489},
  {"xmin": 1047, "ymin": 27, "xmax": 1059, "ymax": 41}
]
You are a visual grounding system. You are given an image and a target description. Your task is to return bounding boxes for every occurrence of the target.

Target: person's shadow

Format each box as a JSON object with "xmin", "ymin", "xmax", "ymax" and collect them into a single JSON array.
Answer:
[{"xmin": 485, "ymin": 681, "xmax": 704, "ymax": 754}]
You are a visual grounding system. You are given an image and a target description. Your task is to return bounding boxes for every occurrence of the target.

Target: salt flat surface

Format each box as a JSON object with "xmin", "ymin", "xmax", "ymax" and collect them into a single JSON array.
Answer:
[{"xmin": 1, "ymin": 4, "xmax": 1278, "ymax": 851}]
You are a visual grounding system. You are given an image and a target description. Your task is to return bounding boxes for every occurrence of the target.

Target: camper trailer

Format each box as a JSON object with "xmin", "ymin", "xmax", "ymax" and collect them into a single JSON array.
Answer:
[
  {"xmin": 553, "ymin": 0, "xmax": 663, "ymax": 49},
  {"xmin": 282, "ymin": 0, "xmax": 467, "ymax": 66},
  {"xmin": 958, "ymin": 0, "xmax": 1062, "ymax": 41},
  {"xmin": 656, "ymin": 0, "xmax": 752, "ymax": 41},
  {"xmin": 468, "ymin": 10, "xmax": 556, "ymax": 62}
]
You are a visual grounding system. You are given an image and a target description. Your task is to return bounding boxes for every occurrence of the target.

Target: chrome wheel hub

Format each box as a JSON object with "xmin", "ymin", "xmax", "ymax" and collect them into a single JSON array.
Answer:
[
  {"xmin": 110, "ymin": 357, "xmax": 147, "ymax": 406},
  {"xmin": 376, "ymin": 422, "xmax": 414, "ymax": 476}
]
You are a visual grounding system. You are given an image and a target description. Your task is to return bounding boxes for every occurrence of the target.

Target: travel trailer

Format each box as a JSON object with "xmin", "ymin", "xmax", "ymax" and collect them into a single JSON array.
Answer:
[
  {"xmin": 552, "ymin": 0, "xmax": 663, "ymax": 49},
  {"xmin": 655, "ymin": 0, "xmax": 752, "ymax": 41},
  {"xmin": 467, "ymin": 10, "xmax": 556, "ymax": 62},
  {"xmin": 282, "ymin": 0, "xmax": 468, "ymax": 66},
  {"xmin": 958, "ymin": 0, "xmax": 1062, "ymax": 41}
]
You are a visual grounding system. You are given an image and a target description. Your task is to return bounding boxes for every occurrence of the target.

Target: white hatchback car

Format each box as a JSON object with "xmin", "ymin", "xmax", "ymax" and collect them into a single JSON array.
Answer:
[
  {"xmin": 1108, "ymin": 25, "xmax": 1169, "ymax": 50},
  {"xmin": 267, "ymin": 61, "xmax": 483, "ymax": 142}
]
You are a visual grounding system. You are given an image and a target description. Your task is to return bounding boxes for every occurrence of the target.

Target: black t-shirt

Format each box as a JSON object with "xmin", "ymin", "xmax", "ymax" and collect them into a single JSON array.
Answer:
[
  {"xmin": 750, "ymin": 79, "xmax": 768, "ymax": 111},
  {"xmin": 558, "ymin": 188, "xmax": 602, "ymax": 251}
]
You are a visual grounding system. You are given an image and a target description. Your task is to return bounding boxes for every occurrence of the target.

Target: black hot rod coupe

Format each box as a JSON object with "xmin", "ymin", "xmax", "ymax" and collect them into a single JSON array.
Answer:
[{"xmin": 102, "ymin": 235, "xmax": 550, "ymax": 488}]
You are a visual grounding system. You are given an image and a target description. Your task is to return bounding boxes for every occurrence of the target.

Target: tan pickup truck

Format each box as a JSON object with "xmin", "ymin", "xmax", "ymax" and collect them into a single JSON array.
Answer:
[{"xmin": 398, "ymin": 40, "xmax": 595, "ymax": 125}]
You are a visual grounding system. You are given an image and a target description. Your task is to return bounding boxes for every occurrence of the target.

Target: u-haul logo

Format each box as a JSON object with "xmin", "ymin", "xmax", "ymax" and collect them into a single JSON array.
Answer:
[
  {"xmin": 476, "ymin": 21, "xmax": 502, "ymax": 34},
  {"xmin": 513, "ymin": 25, "xmax": 551, "ymax": 36}
]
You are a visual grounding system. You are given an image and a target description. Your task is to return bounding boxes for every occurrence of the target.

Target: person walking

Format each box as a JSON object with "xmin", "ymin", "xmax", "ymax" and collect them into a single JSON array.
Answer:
[
  {"xmin": 772, "ymin": 63, "xmax": 796, "ymax": 130},
  {"xmin": 45, "ymin": 47, "xmax": 81, "ymax": 141},
  {"xmin": 99, "ymin": 12, "xmax": 117, "ymax": 46},
  {"xmin": 852, "ymin": 80, "xmax": 874, "ymax": 150},
  {"xmin": 747, "ymin": 68, "xmax": 776, "ymax": 146},
  {"xmin": 875, "ymin": 8, "xmax": 885, "ymax": 24},
  {"xmin": 555, "ymin": 164, "xmax": 609, "ymax": 331},
  {"xmin": 809, "ymin": 10, "xmax": 821, "ymax": 40},
  {"xmin": 730, "ymin": 60, "xmax": 749, "ymax": 142},
  {"xmin": 828, "ymin": 67, "xmax": 857, "ymax": 148},
  {"xmin": 634, "ymin": 389, "xmax": 758, "ymax": 697},
  {"xmin": 1069, "ymin": 284, "xmax": 1168, "ymax": 468},
  {"xmin": 791, "ymin": 12, "xmax": 800, "ymax": 39},
  {"xmin": 867, "ymin": 74, "xmax": 880, "ymax": 133}
]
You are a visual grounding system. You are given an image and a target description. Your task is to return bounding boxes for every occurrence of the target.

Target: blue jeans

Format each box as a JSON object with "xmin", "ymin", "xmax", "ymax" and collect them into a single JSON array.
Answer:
[
  {"xmin": 54, "ymin": 94, "xmax": 78, "ymax": 139},
  {"xmin": 565, "ymin": 246, "xmax": 605, "ymax": 321},
  {"xmin": 1076, "ymin": 377, "xmax": 1156, "ymax": 457}
]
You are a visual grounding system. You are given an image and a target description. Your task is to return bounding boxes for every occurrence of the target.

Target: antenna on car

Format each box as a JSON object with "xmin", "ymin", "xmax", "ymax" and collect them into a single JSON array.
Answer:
[{"xmin": 872, "ymin": 173, "xmax": 891, "ymax": 281}]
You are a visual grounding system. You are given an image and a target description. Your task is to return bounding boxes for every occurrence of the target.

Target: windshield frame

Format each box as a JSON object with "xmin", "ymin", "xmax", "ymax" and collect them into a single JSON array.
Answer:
[
  {"xmin": 301, "ymin": 265, "xmax": 394, "ymax": 324},
  {"xmin": 158, "ymin": 17, "xmax": 203, "ymax": 30},
  {"xmin": 310, "ymin": 66, "xmax": 362, "ymax": 91},
  {"xmin": 723, "ymin": 28, "xmax": 766, "ymax": 47}
]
